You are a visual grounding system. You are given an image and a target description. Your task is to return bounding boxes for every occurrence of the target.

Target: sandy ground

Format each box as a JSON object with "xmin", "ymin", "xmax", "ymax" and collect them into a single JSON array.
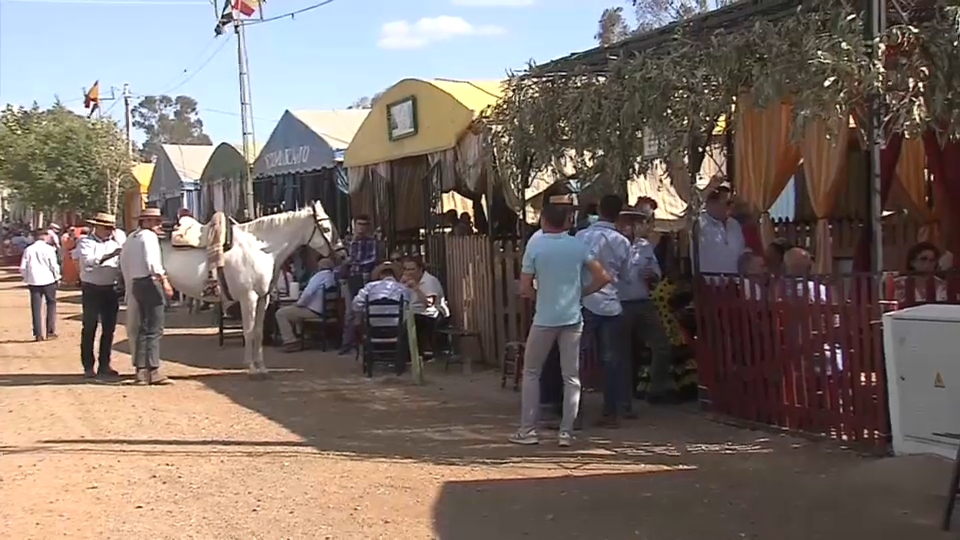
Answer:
[{"xmin": 0, "ymin": 267, "xmax": 957, "ymax": 540}]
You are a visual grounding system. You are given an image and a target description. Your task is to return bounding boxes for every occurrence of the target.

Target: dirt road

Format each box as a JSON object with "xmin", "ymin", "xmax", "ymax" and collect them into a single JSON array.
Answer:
[{"xmin": 0, "ymin": 268, "xmax": 955, "ymax": 540}]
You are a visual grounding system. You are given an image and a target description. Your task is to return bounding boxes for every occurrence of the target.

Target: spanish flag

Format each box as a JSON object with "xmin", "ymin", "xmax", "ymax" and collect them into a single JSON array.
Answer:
[
  {"xmin": 83, "ymin": 81, "xmax": 100, "ymax": 118},
  {"xmin": 215, "ymin": 0, "xmax": 263, "ymax": 35}
]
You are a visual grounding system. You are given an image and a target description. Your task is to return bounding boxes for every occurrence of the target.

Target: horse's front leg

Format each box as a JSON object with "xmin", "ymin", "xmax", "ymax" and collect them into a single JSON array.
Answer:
[
  {"xmin": 239, "ymin": 295, "xmax": 260, "ymax": 379},
  {"xmin": 253, "ymin": 294, "xmax": 269, "ymax": 375}
]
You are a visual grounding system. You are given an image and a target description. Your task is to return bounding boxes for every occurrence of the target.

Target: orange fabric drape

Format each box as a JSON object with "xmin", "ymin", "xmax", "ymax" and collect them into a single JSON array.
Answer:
[
  {"xmin": 895, "ymin": 137, "xmax": 939, "ymax": 245},
  {"xmin": 801, "ymin": 115, "xmax": 851, "ymax": 273},
  {"xmin": 734, "ymin": 97, "xmax": 801, "ymax": 247}
]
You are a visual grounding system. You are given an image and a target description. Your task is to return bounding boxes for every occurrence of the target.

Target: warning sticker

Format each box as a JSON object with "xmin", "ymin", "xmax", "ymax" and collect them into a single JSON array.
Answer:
[{"xmin": 935, "ymin": 372, "xmax": 946, "ymax": 388}]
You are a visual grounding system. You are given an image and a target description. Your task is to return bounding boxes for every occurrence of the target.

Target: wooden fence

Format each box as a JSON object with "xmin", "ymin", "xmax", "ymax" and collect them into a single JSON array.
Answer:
[
  {"xmin": 771, "ymin": 216, "xmax": 922, "ymax": 270},
  {"xmin": 693, "ymin": 274, "xmax": 891, "ymax": 452}
]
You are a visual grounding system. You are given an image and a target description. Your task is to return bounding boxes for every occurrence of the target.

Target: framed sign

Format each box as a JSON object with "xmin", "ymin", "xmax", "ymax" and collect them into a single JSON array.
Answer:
[{"xmin": 387, "ymin": 96, "xmax": 418, "ymax": 141}]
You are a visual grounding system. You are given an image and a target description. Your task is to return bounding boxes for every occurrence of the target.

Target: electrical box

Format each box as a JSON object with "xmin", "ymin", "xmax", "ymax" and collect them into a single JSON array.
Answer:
[{"xmin": 883, "ymin": 304, "xmax": 960, "ymax": 459}]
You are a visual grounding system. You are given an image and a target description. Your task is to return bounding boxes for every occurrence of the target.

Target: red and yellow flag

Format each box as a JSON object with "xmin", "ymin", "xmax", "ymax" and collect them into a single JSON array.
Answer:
[
  {"xmin": 83, "ymin": 81, "xmax": 100, "ymax": 118},
  {"xmin": 233, "ymin": 0, "xmax": 260, "ymax": 17}
]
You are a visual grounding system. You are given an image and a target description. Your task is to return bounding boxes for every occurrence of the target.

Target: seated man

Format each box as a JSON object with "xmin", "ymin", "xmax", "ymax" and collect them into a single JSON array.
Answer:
[
  {"xmin": 352, "ymin": 262, "xmax": 414, "ymax": 371},
  {"xmin": 274, "ymin": 257, "xmax": 336, "ymax": 352},
  {"xmin": 400, "ymin": 255, "xmax": 449, "ymax": 355},
  {"xmin": 170, "ymin": 209, "xmax": 228, "ymax": 298}
]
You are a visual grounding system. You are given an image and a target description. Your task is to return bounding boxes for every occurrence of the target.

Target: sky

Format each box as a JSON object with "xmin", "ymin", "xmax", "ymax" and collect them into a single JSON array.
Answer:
[{"xmin": 0, "ymin": 0, "xmax": 617, "ymax": 144}]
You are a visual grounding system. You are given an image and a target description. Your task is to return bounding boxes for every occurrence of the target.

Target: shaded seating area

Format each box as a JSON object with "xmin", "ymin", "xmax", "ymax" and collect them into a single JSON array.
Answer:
[{"xmin": 361, "ymin": 297, "xmax": 407, "ymax": 377}]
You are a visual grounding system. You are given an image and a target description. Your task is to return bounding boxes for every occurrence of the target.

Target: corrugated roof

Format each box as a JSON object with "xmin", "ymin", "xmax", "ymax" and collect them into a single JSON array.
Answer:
[{"xmin": 288, "ymin": 110, "xmax": 369, "ymax": 151}]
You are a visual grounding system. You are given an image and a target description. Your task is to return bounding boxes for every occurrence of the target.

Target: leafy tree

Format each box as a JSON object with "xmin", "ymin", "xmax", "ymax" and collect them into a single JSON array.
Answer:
[
  {"xmin": 631, "ymin": 0, "xmax": 732, "ymax": 32},
  {"xmin": 596, "ymin": 7, "xmax": 632, "ymax": 46},
  {"xmin": 132, "ymin": 94, "xmax": 212, "ymax": 161},
  {"xmin": 0, "ymin": 103, "xmax": 133, "ymax": 216},
  {"xmin": 348, "ymin": 91, "xmax": 386, "ymax": 110}
]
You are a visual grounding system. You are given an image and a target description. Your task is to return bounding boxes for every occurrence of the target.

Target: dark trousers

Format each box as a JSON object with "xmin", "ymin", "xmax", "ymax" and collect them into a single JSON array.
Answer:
[
  {"xmin": 80, "ymin": 283, "xmax": 120, "ymax": 372},
  {"xmin": 413, "ymin": 314, "xmax": 447, "ymax": 355},
  {"xmin": 27, "ymin": 283, "xmax": 57, "ymax": 339},
  {"xmin": 582, "ymin": 309, "xmax": 623, "ymax": 417},
  {"xmin": 132, "ymin": 277, "xmax": 165, "ymax": 370},
  {"xmin": 622, "ymin": 299, "xmax": 673, "ymax": 399}
]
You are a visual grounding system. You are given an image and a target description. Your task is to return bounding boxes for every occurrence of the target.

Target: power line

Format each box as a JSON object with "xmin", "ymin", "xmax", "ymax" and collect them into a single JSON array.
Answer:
[
  {"xmin": 200, "ymin": 107, "xmax": 277, "ymax": 124},
  {"xmin": 149, "ymin": 36, "xmax": 218, "ymax": 96},
  {"xmin": 154, "ymin": 37, "xmax": 231, "ymax": 96},
  {"xmin": 243, "ymin": 0, "xmax": 338, "ymax": 26},
  {"xmin": 0, "ymin": 0, "xmax": 208, "ymax": 5}
]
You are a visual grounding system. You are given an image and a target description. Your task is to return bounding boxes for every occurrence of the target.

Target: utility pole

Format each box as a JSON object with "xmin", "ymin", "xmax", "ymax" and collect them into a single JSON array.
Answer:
[
  {"xmin": 123, "ymin": 83, "xmax": 133, "ymax": 158},
  {"xmin": 234, "ymin": 19, "xmax": 257, "ymax": 220},
  {"xmin": 867, "ymin": 0, "xmax": 886, "ymax": 274}
]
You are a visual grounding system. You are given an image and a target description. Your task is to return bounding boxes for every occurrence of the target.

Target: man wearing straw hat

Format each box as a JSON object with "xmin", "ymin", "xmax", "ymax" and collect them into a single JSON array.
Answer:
[
  {"xmin": 74, "ymin": 211, "xmax": 127, "ymax": 379},
  {"xmin": 122, "ymin": 207, "xmax": 174, "ymax": 384}
]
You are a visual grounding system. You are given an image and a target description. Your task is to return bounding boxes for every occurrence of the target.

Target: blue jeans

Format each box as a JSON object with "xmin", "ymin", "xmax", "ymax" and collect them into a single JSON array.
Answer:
[{"xmin": 582, "ymin": 309, "xmax": 623, "ymax": 416}]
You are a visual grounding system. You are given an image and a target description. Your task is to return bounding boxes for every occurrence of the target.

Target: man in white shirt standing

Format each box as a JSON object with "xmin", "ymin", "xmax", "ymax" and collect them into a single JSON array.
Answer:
[
  {"xmin": 400, "ymin": 255, "xmax": 450, "ymax": 357},
  {"xmin": 120, "ymin": 207, "xmax": 174, "ymax": 385},
  {"xmin": 575, "ymin": 194, "xmax": 631, "ymax": 428},
  {"xmin": 20, "ymin": 229, "xmax": 61, "ymax": 342},
  {"xmin": 74, "ymin": 212, "xmax": 126, "ymax": 379},
  {"xmin": 275, "ymin": 257, "xmax": 337, "ymax": 352},
  {"xmin": 696, "ymin": 183, "xmax": 749, "ymax": 275}
]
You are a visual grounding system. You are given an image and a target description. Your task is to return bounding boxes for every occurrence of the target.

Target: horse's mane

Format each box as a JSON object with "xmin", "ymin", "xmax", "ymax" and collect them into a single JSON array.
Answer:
[{"xmin": 235, "ymin": 206, "xmax": 315, "ymax": 238}]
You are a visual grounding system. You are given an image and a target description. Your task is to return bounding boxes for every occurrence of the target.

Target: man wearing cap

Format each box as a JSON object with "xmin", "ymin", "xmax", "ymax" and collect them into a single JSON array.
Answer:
[
  {"xmin": 121, "ymin": 207, "xmax": 174, "ymax": 384},
  {"xmin": 275, "ymin": 256, "xmax": 337, "ymax": 352},
  {"xmin": 74, "ymin": 212, "xmax": 127, "ymax": 379},
  {"xmin": 617, "ymin": 203, "xmax": 674, "ymax": 408}
]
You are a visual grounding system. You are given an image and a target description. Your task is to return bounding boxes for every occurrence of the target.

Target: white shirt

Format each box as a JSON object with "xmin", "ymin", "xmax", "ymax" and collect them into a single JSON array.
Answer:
[
  {"xmin": 20, "ymin": 240, "xmax": 61, "ymax": 286},
  {"xmin": 120, "ymin": 228, "xmax": 165, "ymax": 280},
  {"xmin": 297, "ymin": 269, "xmax": 336, "ymax": 314},
  {"xmin": 74, "ymin": 230, "xmax": 126, "ymax": 286},
  {"xmin": 696, "ymin": 212, "xmax": 747, "ymax": 275},
  {"xmin": 409, "ymin": 271, "xmax": 449, "ymax": 319},
  {"xmin": 575, "ymin": 221, "xmax": 630, "ymax": 316}
]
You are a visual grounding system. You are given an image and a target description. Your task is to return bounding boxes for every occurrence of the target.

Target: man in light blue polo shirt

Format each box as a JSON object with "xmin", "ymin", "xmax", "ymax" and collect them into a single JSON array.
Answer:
[{"xmin": 510, "ymin": 203, "xmax": 611, "ymax": 448}]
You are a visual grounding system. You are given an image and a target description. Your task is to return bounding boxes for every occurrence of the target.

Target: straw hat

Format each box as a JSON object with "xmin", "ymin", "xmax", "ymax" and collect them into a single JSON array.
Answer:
[
  {"xmin": 371, "ymin": 261, "xmax": 398, "ymax": 280},
  {"xmin": 138, "ymin": 208, "xmax": 162, "ymax": 221},
  {"xmin": 87, "ymin": 212, "xmax": 117, "ymax": 228}
]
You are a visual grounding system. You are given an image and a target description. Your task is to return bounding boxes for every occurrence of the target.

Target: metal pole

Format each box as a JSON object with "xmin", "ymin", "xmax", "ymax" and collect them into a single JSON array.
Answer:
[
  {"xmin": 868, "ymin": 0, "xmax": 886, "ymax": 274},
  {"xmin": 123, "ymin": 83, "xmax": 133, "ymax": 158},
  {"xmin": 235, "ymin": 19, "xmax": 256, "ymax": 220}
]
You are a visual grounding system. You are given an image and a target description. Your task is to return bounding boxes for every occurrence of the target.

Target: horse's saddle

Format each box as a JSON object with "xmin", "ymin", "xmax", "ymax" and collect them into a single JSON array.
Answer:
[{"xmin": 170, "ymin": 213, "xmax": 233, "ymax": 253}]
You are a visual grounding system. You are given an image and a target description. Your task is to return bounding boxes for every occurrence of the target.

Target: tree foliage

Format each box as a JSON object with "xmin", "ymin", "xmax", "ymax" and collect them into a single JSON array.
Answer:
[
  {"xmin": 596, "ymin": 7, "xmax": 632, "ymax": 46},
  {"xmin": 632, "ymin": 0, "xmax": 732, "ymax": 32},
  {"xmin": 0, "ymin": 103, "xmax": 134, "ymax": 215},
  {"xmin": 348, "ymin": 91, "xmax": 386, "ymax": 110},
  {"xmin": 492, "ymin": 1, "xmax": 960, "ymax": 197},
  {"xmin": 132, "ymin": 94, "xmax": 212, "ymax": 161}
]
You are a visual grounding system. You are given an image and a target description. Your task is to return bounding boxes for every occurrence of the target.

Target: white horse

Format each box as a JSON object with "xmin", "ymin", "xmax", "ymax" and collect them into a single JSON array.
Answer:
[{"xmin": 123, "ymin": 201, "xmax": 340, "ymax": 379}]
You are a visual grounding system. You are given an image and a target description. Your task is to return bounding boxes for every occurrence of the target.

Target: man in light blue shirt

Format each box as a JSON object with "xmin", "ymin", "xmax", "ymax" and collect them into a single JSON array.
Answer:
[
  {"xmin": 510, "ymin": 203, "xmax": 610, "ymax": 448},
  {"xmin": 275, "ymin": 257, "xmax": 337, "ymax": 352},
  {"xmin": 618, "ymin": 206, "xmax": 674, "ymax": 409},
  {"xmin": 575, "ymin": 194, "xmax": 631, "ymax": 427}
]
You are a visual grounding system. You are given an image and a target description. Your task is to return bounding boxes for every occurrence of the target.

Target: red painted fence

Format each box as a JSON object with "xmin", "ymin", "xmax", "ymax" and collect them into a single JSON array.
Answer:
[{"xmin": 694, "ymin": 274, "xmax": 892, "ymax": 452}]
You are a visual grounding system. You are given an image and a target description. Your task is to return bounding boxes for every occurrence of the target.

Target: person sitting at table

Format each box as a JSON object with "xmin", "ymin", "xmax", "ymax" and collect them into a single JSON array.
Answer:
[
  {"xmin": 400, "ymin": 255, "xmax": 450, "ymax": 357},
  {"xmin": 351, "ymin": 261, "xmax": 414, "ymax": 372},
  {"xmin": 275, "ymin": 257, "xmax": 336, "ymax": 352}
]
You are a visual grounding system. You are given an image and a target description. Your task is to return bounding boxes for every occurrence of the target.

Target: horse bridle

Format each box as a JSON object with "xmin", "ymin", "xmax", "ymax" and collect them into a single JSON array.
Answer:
[{"xmin": 307, "ymin": 204, "xmax": 342, "ymax": 258}]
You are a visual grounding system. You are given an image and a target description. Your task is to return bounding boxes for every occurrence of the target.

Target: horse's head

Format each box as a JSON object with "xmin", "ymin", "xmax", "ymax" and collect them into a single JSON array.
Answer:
[{"xmin": 306, "ymin": 199, "xmax": 342, "ymax": 258}]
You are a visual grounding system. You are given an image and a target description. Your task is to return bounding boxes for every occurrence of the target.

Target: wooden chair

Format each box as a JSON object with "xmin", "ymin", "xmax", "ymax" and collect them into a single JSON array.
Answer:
[
  {"xmin": 299, "ymin": 286, "xmax": 342, "ymax": 351},
  {"xmin": 217, "ymin": 302, "xmax": 244, "ymax": 347},
  {"xmin": 361, "ymin": 297, "xmax": 406, "ymax": 378},
  {"xmin": 936, "ymin": 432, "xmax": 960, "ymax": 531}
]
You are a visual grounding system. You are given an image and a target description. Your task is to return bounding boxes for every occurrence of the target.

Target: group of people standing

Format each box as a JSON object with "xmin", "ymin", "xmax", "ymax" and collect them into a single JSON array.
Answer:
[
  {"xmin": 510, "ymin": 192, "xmax": 675, "ymax": 447},
  {"xmin": 18, "ymin": 207, "xmax": 175, "ymax": 385}
]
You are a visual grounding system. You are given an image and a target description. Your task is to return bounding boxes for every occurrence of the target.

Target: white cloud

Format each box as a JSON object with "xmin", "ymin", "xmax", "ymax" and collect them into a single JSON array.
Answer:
[
  {"xmin": 451, "ymin": 0, "xmax": 534, "ymax": 5},
  {"xmin": 377, "ymin": 16, "xmax": 505, "ymax": 49}
]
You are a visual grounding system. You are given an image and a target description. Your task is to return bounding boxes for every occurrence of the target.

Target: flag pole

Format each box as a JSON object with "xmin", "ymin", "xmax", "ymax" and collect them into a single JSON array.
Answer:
[{"xmin": 235, "ymin": 17, "xmax": 257, "ymax": 220}]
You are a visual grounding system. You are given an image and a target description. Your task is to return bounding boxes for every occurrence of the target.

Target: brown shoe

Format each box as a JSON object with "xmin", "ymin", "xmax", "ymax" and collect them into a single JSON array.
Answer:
[
  {"xmin": 281, "ymin": 342, "xmax": 300, "ymax": 353},
  {"xmin": 148, "ymin": 370, "xmax": 172, "ymax": 385}
]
